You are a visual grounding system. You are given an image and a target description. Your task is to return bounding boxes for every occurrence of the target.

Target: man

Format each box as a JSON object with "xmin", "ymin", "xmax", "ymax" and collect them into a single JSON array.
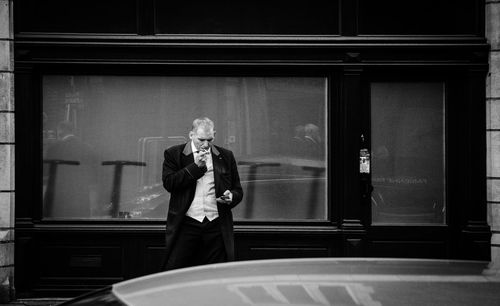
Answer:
[
  {"xmin": 291, "ymin": 125, "xmax": 306, "ymax": 156},
  {"xmin": 161, "ymin": 117, "xmax": 243, "ymax": 270},
  {"xmin": 304, "ymin": 123, "xmax": 323, "ymax": 159}
]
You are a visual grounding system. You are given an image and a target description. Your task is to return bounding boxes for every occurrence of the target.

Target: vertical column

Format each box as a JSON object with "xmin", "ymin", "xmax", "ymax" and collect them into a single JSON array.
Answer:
[
  {"xmin": 486, "ymin": 0, "xmax": 500, "ymax": 275},
  {"xmin": 341, "ymin": 66, "xmax": 366, "ymax": 256},
  {"xmin": 0, "ymin": 0, "xmax": 13, "ymax": 302},
  {"xmin": 462, "ymin": 67, "xmax": 490, "ymax": 260}
]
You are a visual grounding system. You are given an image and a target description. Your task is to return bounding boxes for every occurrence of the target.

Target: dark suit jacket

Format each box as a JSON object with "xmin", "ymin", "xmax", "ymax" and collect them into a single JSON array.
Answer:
[{"xmin": 161, "ymin": 142, "xmax": 243, "ymax": 267}]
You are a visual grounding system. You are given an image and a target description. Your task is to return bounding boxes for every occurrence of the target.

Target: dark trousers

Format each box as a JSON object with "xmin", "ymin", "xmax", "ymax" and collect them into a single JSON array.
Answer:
[{"xmin": 165, "ymin": 216, "xmax": 227, "ymax": 271}]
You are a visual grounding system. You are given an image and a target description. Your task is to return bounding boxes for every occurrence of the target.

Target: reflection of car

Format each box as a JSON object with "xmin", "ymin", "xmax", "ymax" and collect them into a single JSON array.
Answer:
[
  {"xmin": 117, "ymin": 155, "xmax": 328, "ymax": 220},
  {"xmin": 371, "ymin": 176, "xmax": 444, "ymax": 224},
  {"xmin": 235, "ymin": 156, "xmax": 327, "ymax": 220},
  {"xmin": 59, "ymin": 258, "xmax": 500, "ymax": 305}
]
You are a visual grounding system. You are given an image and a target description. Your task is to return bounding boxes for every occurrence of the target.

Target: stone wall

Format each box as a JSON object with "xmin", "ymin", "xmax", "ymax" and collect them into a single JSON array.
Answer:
[
  {"xmin": 486, "ymin": 0, "xmax": 500, "ymax": 275},
  {"xmin": 0, "ymin": 0, "xmax": 14, "ymax": 302}
]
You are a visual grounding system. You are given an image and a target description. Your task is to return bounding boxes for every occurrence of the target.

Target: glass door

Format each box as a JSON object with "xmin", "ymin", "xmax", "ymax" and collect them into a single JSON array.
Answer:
[{"xmin": 370, "ymin": 82, "xmax": 446, "ymax": 225}]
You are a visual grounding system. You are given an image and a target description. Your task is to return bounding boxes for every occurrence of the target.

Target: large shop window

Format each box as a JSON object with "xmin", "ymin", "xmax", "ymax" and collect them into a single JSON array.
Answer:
[
  {"xmin": 370, "ymin": 83, "xmax": 446, "ymax": 225},
  {"xmin": 42, "ymin": 76, "xmax": 328, "ymax": 221}
]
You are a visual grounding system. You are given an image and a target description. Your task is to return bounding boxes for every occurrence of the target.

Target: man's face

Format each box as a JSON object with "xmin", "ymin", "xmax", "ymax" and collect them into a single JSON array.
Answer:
[{"xmin": 190, "ymin": 126, "xmax": 215, "ymax": 151}]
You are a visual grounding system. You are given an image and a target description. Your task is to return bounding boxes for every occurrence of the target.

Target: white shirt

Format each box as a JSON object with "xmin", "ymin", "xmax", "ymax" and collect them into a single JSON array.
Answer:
[{"xmin": 185, "ymin": 141, "xmax": 219, "ymax": 222}]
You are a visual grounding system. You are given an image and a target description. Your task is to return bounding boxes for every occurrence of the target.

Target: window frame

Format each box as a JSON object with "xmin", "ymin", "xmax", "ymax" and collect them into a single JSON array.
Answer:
[{"xmin": 21, "ymin": 64, "xmax": 342, "ymax": 228}]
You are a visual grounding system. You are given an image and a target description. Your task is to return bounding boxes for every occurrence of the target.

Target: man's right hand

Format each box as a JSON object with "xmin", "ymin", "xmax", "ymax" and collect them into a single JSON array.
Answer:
[{"xmin": 195, "ymin": 150, "xmax": 208, "ymax": 168}]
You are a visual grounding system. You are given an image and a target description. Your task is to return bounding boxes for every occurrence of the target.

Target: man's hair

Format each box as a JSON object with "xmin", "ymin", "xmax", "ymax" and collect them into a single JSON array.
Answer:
[
  {"xmin": 191, "ymin": 117, "xmax": 215, "ymax": 132},
  {"xmin": 305, "ymin": 123, "xmax": 319, "ymax": 136}
]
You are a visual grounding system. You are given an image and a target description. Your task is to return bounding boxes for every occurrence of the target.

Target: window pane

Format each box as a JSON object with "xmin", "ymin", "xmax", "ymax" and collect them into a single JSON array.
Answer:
[
  {"xmin": 155, "ymin": 0, "xmax": 339, "ymax": 35},
  {"xmin": 42, "ymin": 76, "xmax": 328, "ymax": 220},
  {"xmin": 358, "ymin": 0, "xmax": 477, "ymax": 35},
  {"xmin": 17, "ymin": 0, "xmax": 138, "ymax": 34},
  {"xmin": 371, "ymin": 83, "xmax": 445, "ymax": 225}
]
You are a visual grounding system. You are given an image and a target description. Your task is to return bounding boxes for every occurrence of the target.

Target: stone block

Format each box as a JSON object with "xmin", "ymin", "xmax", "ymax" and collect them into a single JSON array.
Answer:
[
  {"xmin": 0, "ymin": 266, "xmax": 12, "ymax": 284},
  {"xmin": 493, "ymin": 231, "xmax": 500, "ymax": 245},
  {"xmin": 0, "ymin": 113, "xmax": 13, "ymax": 143},
  {"xmin": 486, "ymin": 2, "xmax": 500, "ymax": 50},
  {"xmin": 487, "ymin": 99, "xmax": 491, "ymax": 129},
  {"xmin": 487, "ymin": 178, "xmax": 500, "ymax": 202},
  {"xmin": 0, "ymin": 145, "xmax": 13, "ymax": 191},
  {"xmin": 0, "ymin": 73, "xmax": 13, "ymax": 111},
  {"xmin": 0, "ymin": 230, "xmax": 12, "ymax": 242},
  {"xmin": 488, "ymin": 132, "xmax": 491, "ymax": 177},
  {"xmin": 0, "ymin": 192, "xmax": 11, "ymax": 228},
  {"xmin": 487, "ymin": 131, "xmax": 500, "ymax": 177},
  {"xmin": 9, "ymin": 145, "xmax": 13, "ymax": 191},
  {"xmin": 8, "ymin": 192, "xmax": 12, "ymax": 227},
  {"xmin": 0, "ymin": 243, "xmax": 13, "ymax": 266},
  {"xmin": 0, "ymin": 266, "xmax": 13, "ymax": 303},
  {"xmin": 0, "ymin": 40, "xmax": 12, "ymax": 72},
  {"xmin": 0, "ymin": 0, "xmax": 11, "ymax": 39},
  {"xmin": 490, "ymin": 234, "xmax": 500, "ymax": 277},
  {"xmin": 487, "ymin": 251, "xmax": 500, "ymax": 277},
  {"xmin": 488, "ymin": 98, "xmax": 500, "ymax": 129},
  {"xmin": 490, "ymin": 204, "xmax": 500, "ymax": 231},
  {"xmin": 487, "ymin": 68, "xmax": 491, "ymax": 98},
  {"xmin": 489, "ymin": 51, "xmax": 500, "ymax": 99}
]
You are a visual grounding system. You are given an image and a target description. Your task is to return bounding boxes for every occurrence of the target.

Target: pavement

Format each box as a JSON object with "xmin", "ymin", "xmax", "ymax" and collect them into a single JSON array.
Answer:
[{"xmin": 0, "ymin": 299, "xmax": 68, "ymax": 306}]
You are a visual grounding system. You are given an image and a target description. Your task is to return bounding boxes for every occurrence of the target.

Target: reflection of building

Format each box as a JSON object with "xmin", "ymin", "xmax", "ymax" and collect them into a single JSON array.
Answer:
[{"xmin": 1, "ymin": 0, "xmax": 499, "ymax": 301}]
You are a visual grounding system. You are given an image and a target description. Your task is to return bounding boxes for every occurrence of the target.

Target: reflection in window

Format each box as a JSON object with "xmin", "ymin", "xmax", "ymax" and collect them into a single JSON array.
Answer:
[
  {"xmin": 42, "ymin": 76, "xmax": 328, "ymax": 220},
  {"xmin": 371, "ymin": 83, "xmax": 445, "ymax": 225}
]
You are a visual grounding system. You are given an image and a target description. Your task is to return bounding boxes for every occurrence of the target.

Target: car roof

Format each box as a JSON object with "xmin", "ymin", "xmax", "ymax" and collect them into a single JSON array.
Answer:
[{"xmin": 112, "ymin": 258, "xmax": 500, "ymax": 306}]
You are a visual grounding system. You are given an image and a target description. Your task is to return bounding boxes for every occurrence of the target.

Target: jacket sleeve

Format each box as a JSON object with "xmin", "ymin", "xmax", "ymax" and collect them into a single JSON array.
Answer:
[
  {"xmin": 162, "ymin": 148, "xmax": 206, "ymax": 193},
  {"xmin": 228, "ymin": 151, "xmax": 243, "ymax": 209}
]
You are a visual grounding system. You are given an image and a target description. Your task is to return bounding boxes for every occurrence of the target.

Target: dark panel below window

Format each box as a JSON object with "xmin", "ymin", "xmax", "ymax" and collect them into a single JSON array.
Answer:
[
  {"xmin": 155, "ymin": 0, "xmax": 339, "ymax": 35},
  {"xmin": 40, "ymin": 245, "xmax": 123, "ymax": 277},
  {"xmin": 248, "ymin": 246, "xmax": 329, "ymax": 259},
  {"xmin": 358, "ymin": 0, "xmax": 479, "ymax": 35},
  {"xmin": 368, "ymin": 241, "xmax": 447, "ymax": 259},
  {"xmin": 16, "ymin": 0, "xmax": 137, "ymax": 34},
  {"xmin": 143, "ymin": 245, "xmax": 166, "ymax": 275}
]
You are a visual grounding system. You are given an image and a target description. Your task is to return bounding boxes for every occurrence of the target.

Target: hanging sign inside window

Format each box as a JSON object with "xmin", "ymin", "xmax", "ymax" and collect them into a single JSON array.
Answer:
[{"xmin": 360, "ymin": 148, "xmax": 370, "ymax": 174}]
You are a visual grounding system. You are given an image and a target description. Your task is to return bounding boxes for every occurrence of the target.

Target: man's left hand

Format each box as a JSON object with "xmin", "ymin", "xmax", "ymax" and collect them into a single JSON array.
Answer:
[{"xmin": 216, "ymin": 190, "xmax": 233, "ymax": 204}]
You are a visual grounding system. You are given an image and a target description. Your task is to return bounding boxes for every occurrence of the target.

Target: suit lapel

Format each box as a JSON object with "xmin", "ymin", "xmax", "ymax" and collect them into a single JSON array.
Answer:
[
  {"xmin": 211, "ymin": 145, "xmax": 224, "ymax": 197},
  {"xmin": 181, "ymin": 142, "xmax": 194, "ymax": 166}
]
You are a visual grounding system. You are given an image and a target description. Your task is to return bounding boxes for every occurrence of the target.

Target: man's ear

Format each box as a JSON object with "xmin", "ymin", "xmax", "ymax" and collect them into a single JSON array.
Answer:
[{"xmin": 189, "ymin": 131, "xmax": 194, "ymax": 140}]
